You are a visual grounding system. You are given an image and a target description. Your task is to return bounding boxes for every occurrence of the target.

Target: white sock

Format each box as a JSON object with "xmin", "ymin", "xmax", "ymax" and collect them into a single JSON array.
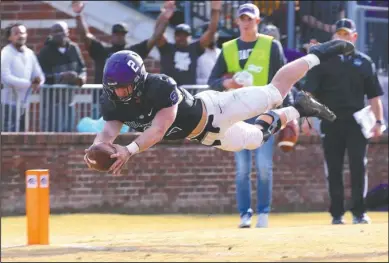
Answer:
[
  {"xmin": 273, "ymin": 106, "xmax": 300, "ymax": 123},
  {"xmin": 301, "ymin": 54, "xmax": 320, "ymax": 69}
]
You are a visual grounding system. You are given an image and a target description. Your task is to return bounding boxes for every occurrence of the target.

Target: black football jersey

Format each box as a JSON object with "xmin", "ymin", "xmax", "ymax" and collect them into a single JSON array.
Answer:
[{"xmin": 100, "ymin": 73, "xmax": 203, "ymax": 140}]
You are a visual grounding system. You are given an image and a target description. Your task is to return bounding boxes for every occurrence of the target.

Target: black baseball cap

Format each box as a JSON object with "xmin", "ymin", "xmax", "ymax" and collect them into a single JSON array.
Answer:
[
  {"xmin": 335, "ymin": 18, "xmax": 357, "ymax": 33},
  {"xmin": 175, "ymin": 23, "xmax": 191, "ymax": 35},
  {"xmin": 112, "ymin": 23, "xmax": 128, "ymax": 34}
]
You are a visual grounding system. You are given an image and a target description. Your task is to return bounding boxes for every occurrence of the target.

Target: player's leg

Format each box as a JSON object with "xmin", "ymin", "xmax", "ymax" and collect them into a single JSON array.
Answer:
[
  {"xmin": 272, "ymin": 40, "xmax": 355, "ymax": 98},
  {"xmin": 216, "ymin": 108, "xmax": 297, "ymax": 151},
  {"xmin": 196, "ymin": 40, "xmax": 354, "ymax": 150},
  {"xmin": 214, "ymin": 40, "xmax": 354, "ymax": 128},
  {"xmin": 250, "ymin": 40, "xmax": 356, "ymax": 143}
]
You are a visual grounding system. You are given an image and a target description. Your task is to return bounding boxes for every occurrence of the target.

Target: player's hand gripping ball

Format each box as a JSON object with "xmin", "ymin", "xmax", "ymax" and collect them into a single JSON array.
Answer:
[
  {"xmin": 277, "ymin": 119, "xmax": 300, "ymax": 152},
  {"xmin": 84, "ymin": 143, "xmax": 117, "ymax": 172}
]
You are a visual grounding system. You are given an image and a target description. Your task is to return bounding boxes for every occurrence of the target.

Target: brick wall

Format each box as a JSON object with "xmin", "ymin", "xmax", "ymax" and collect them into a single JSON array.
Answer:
[
  {"xmin": 1, "ymin": 1, "xmax": 160, "ymax": 84},
  {"xmin": 1, "ymin": 133, "xmax": 387, "ymax": 215}
]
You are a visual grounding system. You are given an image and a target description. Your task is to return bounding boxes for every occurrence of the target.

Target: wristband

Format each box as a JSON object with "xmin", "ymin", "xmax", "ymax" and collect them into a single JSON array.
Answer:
[
  {"xmin": 376, "ymin": 120, "xmax": 383, "ymax": 125},
  {"xmin": 126, "ymin": 142, "xmax": 140, "ymax": 154}
]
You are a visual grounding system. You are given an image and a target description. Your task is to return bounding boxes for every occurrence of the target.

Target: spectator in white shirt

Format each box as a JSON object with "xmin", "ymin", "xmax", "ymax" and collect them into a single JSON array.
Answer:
[
  {"xmin": 1, "ymin": 23, "xmax": 45, "ymax": 132},
  {"xmin": 196, "ymin": 24, "xmax": 221, "ymax": 85}
]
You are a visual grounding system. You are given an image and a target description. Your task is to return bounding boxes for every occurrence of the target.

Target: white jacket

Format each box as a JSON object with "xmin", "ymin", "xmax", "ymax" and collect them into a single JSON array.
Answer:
[{"xmin": 1, "ymin": 44, "xmax": 45, "ymax": 107}]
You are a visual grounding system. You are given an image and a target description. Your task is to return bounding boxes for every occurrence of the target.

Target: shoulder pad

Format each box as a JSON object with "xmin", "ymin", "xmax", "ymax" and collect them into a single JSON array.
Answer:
[{"xmin": 159, "ymin": 74, "xmax": 177, "ymax": 87}]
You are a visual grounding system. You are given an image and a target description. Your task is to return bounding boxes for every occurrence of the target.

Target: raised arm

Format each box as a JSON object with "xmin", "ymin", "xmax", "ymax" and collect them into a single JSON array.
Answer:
[
  {"xmin": 72, "ymin": 1, "xmax": 94, "ymax": 50},
  {"xmin": 147, "ymin": 1, "xmax": 176, "ymax": 50},
  {"xmin": 199, "ymin": 1, "xmax": 222, "ymax": 49}
]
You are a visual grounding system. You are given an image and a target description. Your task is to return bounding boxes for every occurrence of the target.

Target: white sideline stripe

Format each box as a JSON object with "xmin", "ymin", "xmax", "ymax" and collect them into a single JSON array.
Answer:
[
  {"xmin": 1, "ymin": 19, "xmax": 76, "ymax": 29},
  {"xmin": 1, "ymin": 245, "xmax": 27, "ymax": 249}
]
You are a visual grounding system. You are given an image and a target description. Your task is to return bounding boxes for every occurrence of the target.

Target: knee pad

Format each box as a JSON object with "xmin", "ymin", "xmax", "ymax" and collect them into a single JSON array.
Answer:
[{"xmin": 254, "ymin": 110, "xmax": 282, "ymax": 142}]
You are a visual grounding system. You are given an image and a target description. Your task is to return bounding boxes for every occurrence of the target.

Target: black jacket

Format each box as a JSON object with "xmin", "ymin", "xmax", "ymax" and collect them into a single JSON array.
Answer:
[{"xmin": 38, "ymin": 37, "xmax": 87, "ymax": 85}]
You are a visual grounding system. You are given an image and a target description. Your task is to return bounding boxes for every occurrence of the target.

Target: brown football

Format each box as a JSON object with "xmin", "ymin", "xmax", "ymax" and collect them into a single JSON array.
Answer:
[
  {"xmin": 86, "ymin": 143, "xmax": 117, "ymax": 172},
  {"xmin": 277, "ymin": 120, "xmax": 299, "ymax": 152}
]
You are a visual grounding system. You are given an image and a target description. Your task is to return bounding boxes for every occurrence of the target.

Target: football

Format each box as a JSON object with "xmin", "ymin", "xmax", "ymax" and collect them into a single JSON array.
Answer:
[
  {"xmin": 277, "ymin": 120, "xmax": 299, "ymax": 152},
  {"xmin": 86, "ymin": 143, "xmax": 117, "ymax": 172}
]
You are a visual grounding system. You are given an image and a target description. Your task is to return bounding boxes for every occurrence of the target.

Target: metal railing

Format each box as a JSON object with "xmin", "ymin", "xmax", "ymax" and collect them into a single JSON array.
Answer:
[
  {"xmin": 1, "ymin": 84, "xmax": 209, "ymax": 133},
  {"xmin": 348, "ymin": 2, "xmax": 388, "ymax": 72}
]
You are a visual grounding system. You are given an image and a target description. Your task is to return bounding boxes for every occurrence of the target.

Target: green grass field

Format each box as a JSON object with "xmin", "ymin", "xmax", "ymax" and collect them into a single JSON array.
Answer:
[{"xmin": 1, "ymin": 212, "xmax": 388, "ymax": 262}]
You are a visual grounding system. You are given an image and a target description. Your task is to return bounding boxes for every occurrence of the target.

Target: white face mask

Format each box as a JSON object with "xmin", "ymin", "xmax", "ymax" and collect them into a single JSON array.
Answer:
[{"xmin": 58, "ymin": 47, "xmax": 66, "ymax": 54}]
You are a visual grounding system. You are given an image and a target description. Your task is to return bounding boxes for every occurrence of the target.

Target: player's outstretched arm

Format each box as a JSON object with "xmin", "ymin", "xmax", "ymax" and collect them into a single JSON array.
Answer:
[
  {"xmin": 93, "ymin": 120, "xmax": 123, "ymax": 145},
  {"xmin": 109, "ymin": 103, "xmax": 178, "ymax": 175},
  {"xmin": 134, "ymin": 103, "xmax": 178, "ymax": 152}
]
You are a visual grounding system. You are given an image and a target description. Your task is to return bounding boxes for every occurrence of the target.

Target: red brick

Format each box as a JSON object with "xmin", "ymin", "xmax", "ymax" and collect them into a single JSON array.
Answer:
[
  {"xmin": 21, "ymin": 3, "xmax": 55, "ymax": 12},
  {"xmin": 1, "ymin": 3, "xmax": 21, "ymax": 11},
  {"xmin": 2, "ymin": 12, "xmax": 18, "ymax": 19},
  {"xmin": 2, "ymin": 134, "xmax": 387, "ymax": 215}
]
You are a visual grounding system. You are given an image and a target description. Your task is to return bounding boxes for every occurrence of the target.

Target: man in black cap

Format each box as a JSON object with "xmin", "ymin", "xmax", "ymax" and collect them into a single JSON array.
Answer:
[
  {"xmin": 156, "ymin": 1, "xmax": 222, "ymax": 86},
  {"xmin": 72, "ymin": 1, "xmax": 176, "ymax": 84},
  {"xmin": 301, "ymin": 18, "xmax": 385, "ymax": 225}
]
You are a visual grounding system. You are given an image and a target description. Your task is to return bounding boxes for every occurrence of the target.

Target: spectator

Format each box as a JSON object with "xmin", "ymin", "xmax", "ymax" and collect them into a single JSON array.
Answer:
[
  {"xmin": 261, "ymin": 24, "xmax": 305, "ymax": 63},
  {"xmin": 156, "ymin": 1, "xmax": 221, "ymax": 87},
  {"xmin": 299, "ymin": 1, "xmax": 345, "ymax": 50},
  {"xmin": 208, "ymin": 3, "xmax": 293, "ymax": 228},
  {"xmin": 72, "ymin": 0, "xmax": 176, "ymax": 84},
  {"xmin": 1, "ymin": 23, "xmax": 45, "ymax": 132},
  {"xmin": 196, "ymin": 23, "xmax": 221, "ymax": 85},
  {"xmin": 301, "ymin": 18, "xmax": 384, "ymax": 225},
  {"xmin": 38, "ymin": 21, "xmax": 87, "ymax": 132}
]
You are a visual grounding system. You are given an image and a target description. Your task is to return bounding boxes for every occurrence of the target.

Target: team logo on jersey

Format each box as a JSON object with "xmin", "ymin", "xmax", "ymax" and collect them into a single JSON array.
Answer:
[
  {"xmin": 238, "ymin": 49, "xmax": 253, "ymax": 60},
  {"xmin": 124, "ymin": 121, "xmax": 152, "ymax": 131},
  {"xmin": 166, "ymin": 126, "xmax": 182, "ymax": 137},
  {"xmin": 170, "ymin": 89, "xmax": 178, "ymax": 104},
  {"xmin": 353, "ymin": 58, "xmax": 362, "ymax": 66},
  {"xmin": 174, "ymin": 51, "xmax": 191, "ymax": 71}
]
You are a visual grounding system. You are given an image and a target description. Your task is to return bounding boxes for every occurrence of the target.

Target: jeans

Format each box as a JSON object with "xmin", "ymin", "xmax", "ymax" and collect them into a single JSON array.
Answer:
[{"xmin": 234, "ymin": 134, "xmax": 275, "ymax": 216}]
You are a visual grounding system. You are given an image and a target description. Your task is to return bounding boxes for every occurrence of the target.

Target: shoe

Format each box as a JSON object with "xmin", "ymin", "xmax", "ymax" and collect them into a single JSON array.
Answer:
[
  {"xmin": 256, "ymin": 213, "xmax": 269, "ymax": 228},
  {"xmin": 294, "ymin": 91, "xmax": 337, "ymax": 122},
  {"xmin": 239, "ymin": 212, "xmax": 252, "ymax": 228},
  {"xmin": 309, "ymin": 39, "xmax": 355, "ymax": 62},
  {"xmin": 332, "ymin": 216, "xmax": 345, "ymax": 225},
  {"xmin": 353, "ymin": 213, "xmax": 372, "ymax": 224}
]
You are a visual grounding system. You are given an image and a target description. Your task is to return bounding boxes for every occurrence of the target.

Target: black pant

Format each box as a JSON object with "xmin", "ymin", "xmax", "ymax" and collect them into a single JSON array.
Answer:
[{"xmin": 321, "ymin": 117, "xmax": 368, "ymax": 218}]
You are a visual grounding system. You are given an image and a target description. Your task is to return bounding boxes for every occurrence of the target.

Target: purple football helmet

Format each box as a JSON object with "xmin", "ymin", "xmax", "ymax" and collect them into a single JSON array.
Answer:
[{"xmin": 103, "ymin": 50, "xmax": 147, "ymax": 102}]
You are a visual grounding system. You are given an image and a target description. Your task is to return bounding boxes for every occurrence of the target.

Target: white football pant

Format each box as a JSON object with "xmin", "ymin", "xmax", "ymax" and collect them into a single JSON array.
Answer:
[{"xmin": 194, "ymin": 84, "xmax": 283, "ymax": 152}]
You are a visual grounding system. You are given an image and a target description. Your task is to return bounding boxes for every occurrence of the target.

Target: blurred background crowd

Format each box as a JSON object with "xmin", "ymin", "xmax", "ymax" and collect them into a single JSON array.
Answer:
[{"xmin": 1, "ymin": 0, "xmax": 387, "ymax": 133}]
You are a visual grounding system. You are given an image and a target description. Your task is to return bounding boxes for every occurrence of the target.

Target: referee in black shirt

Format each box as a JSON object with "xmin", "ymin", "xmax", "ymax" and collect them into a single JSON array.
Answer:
[{"xmin": 302, "ymin": 19, "xmax": 385, "ymax": 225}]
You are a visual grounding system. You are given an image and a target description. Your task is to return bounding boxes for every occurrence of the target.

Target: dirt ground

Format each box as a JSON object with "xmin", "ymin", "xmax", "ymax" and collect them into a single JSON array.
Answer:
[{"xmin": 1, "ymin": 212, "xmax": 388, "ymax": 262}]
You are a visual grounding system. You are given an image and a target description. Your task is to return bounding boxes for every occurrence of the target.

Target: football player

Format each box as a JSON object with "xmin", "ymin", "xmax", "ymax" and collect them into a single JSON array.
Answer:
[{"xmin": 84, "ymin": 39, "xmax": 355, "ymax": 175}]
